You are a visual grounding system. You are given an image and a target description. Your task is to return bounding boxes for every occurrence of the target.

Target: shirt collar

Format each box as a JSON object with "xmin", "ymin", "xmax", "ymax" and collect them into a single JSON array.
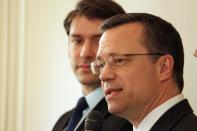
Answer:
[
  {"xmin": 85, "ymin": 87, "xmax": 104, "ymax": 109},
  {"xmin": 74, "ymin": 87, "xmax": 104, "ymax": 130},
  {"xmin": 133, "ymin": 94, "xmax": 184, "ymax": 131}
]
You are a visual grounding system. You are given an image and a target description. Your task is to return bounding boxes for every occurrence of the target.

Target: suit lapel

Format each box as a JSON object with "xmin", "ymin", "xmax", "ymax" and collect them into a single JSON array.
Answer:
[
  {"xmin": 150, "ymin": 99, "xmax": 193, "ymax": 131},
  {"xmin": 52, "ymin": 109, "xmax": 73, "ymax": 131},
  {"xmin": 93, "ymin": 98, "xmax": 109, "ymax": 118}
]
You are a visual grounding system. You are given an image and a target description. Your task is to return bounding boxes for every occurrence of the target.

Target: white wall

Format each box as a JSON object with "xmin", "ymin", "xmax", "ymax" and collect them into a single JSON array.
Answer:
[
  {"xmin": 24, "ymin": 0, "xmax": 81, "ymax": 130},
  {"xmin": 0, "ymin": 0, "xmax": 196, "ymax": 131}
]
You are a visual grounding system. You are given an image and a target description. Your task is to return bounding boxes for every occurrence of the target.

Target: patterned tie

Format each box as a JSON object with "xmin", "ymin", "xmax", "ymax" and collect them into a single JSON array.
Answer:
[{"xmin": 66, "ymin": 97, "xmax": 88, "ymax": 131}]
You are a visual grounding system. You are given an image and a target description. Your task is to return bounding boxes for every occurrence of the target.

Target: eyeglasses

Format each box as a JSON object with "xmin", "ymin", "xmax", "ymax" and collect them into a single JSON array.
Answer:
[{"xmin": 91, "ymin": 53, "xmax": 165, "ymax": 75}]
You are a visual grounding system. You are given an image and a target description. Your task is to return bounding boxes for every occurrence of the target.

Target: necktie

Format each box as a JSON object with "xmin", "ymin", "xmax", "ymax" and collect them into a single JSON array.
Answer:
[{"xmin": 66, "ymin": 97, "xmax": 88, "ymax": 131}]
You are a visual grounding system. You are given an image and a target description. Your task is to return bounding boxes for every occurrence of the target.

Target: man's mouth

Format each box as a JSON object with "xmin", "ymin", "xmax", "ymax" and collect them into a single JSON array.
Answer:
[
  {"xmin": 79, "ymin": 64, "xmax": 90, "ymax": 68},
  {"xmin": 77, "ymin": 63, "xmax": 91, "ymax": 72},
  {"xmin": 104, "ymin": 88, "xmax": 123, "ymax": 100}
]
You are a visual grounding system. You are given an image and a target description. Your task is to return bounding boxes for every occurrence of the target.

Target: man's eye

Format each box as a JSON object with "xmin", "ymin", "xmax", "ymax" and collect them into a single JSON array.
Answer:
[
  {"xmin": 72, "ymin": 38, "xmax": 82, "ymax": 44},
  {"xmin": 75, "ymin": 39, "xmax": 81, "ymax": 44},
  {"xmin": 97, "ymin": 61, "xmax": 104, "ymax": 68},
  {"xmin": 98, "ymin": 62, "xmax": 105, "ymax": 72},
  {"xmin": 91, "ymin": 61, "xmax": 104, "ymax": 74},
  {"xmin": 113, "ymin": 58, "xmax": 126, "ymax": 65}
]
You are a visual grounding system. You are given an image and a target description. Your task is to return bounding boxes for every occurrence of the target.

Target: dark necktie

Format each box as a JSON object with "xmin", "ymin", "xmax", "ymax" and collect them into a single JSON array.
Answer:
[{"xmin": 66, "ymin": 97, "xmax": 88, "ymax": 131}]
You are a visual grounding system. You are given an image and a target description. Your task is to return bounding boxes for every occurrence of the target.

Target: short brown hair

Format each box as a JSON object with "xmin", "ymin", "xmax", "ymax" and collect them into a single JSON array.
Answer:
[{"xmin": 64, "ymin": 0, "xmax": 125, "ymax": 35}]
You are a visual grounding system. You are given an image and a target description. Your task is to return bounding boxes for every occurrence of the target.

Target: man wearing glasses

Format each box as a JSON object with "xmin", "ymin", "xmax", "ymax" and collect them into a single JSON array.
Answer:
[{"xmin": 91, "ymin": 13, "xmax": 197, "ymax": 131}]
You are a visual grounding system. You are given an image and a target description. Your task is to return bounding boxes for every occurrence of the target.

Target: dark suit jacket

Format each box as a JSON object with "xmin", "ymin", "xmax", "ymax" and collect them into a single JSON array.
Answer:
[
  {"xmin": 150, "ymin": 99, "xmax": 197, "ymax": 131},
  {"xmin": 52, "ymin": 98, "xmax": 132, "ymax": 131}
]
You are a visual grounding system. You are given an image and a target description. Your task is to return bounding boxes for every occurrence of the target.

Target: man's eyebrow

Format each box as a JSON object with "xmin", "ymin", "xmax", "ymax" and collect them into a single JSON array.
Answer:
[
  {"xmin": 70, "ymin": 34, "xmax": 81, "ymax": 38},
  {"xmin": 96, "ymin": 53, "xmax": 116, "ymax": 60},
  {"xmin": 70, "ymin": 34, "xmax": 101, "ymax": 39},
  {"xmin": 93, "ymin": 34, "xmax": 102, "ymax": 38}
]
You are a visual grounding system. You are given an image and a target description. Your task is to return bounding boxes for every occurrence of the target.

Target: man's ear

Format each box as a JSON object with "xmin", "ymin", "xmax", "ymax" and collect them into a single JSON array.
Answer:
[{"xmin": 159, "ymin": 55, "xmax": 174, "ymax": 82}]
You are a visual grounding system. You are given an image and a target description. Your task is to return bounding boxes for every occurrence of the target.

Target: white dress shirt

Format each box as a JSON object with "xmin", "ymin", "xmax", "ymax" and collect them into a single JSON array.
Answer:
[{"xmin": 133, "ymin": 94, "xmax": 184, "ymax": 131}]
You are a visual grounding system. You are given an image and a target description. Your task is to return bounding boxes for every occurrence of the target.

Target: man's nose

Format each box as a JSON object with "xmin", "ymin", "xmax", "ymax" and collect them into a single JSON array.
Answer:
[
  {"xmin": 80, "ymin": 41, "xmax": 95, "ymax": 58},
  {"xmin": 99, "ymin": 64, "xmax": 115, "ymax": 82}
]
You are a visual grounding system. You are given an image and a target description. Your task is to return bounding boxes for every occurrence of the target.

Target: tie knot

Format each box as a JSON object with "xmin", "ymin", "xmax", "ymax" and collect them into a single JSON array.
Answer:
[{"xmin": 75, "ymin": 97, "xmax": 88, "ymax": 113}]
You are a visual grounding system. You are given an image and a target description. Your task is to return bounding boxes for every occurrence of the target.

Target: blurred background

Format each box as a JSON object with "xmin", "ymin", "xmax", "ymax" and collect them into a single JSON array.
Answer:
[{"xmin": 0, "ymin": 0, "xmax": 197, "ymax": 131}]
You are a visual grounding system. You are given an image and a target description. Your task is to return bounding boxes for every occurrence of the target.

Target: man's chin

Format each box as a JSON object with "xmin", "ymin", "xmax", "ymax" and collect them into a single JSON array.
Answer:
[
  {"xmin": 108, "ymin": 102, "xmax": 124, "ymax": 116},
  {"xmin": 77, "ymin": 78, "xmax": 100, "ymax": 86}
]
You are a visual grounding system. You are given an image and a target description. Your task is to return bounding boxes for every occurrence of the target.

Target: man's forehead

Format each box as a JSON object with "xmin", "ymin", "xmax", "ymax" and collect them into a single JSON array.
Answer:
[
  {"xmin": 97, "ymin": 43, "xmax": 128, "ymax": 59},
  {"xmin": 70, "ymin": 16, "xmax": 103, "ymax": 37},
  {"xmin": 97, "ymin": 24, "xmax": 148, "ymax": 58}
]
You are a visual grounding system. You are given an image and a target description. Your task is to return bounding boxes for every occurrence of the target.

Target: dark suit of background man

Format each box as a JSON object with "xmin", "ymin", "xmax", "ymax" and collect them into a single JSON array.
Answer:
[
  {"xmin": 52, "ymin": 0, "xmax": 132, "ymax": 131},
  {"xmin": 91, "ymin": 13, "xmax": 197, "ymax": 131}
]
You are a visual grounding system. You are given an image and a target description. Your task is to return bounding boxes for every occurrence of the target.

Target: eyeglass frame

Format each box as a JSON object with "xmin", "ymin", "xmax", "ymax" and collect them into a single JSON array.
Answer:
[{"xmin": 91, "ymin": 53, "xmax": 166, "ymax": 75}]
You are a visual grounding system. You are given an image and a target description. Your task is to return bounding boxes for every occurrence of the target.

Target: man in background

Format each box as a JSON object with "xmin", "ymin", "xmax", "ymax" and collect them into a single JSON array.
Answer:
[
  {"xmin": 53, "ymin": 0, "xmax": 132, "ymax": 131},
  {"xmin": 92, "ymin": 13, "xmax": 197, "ymax": 130}
]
